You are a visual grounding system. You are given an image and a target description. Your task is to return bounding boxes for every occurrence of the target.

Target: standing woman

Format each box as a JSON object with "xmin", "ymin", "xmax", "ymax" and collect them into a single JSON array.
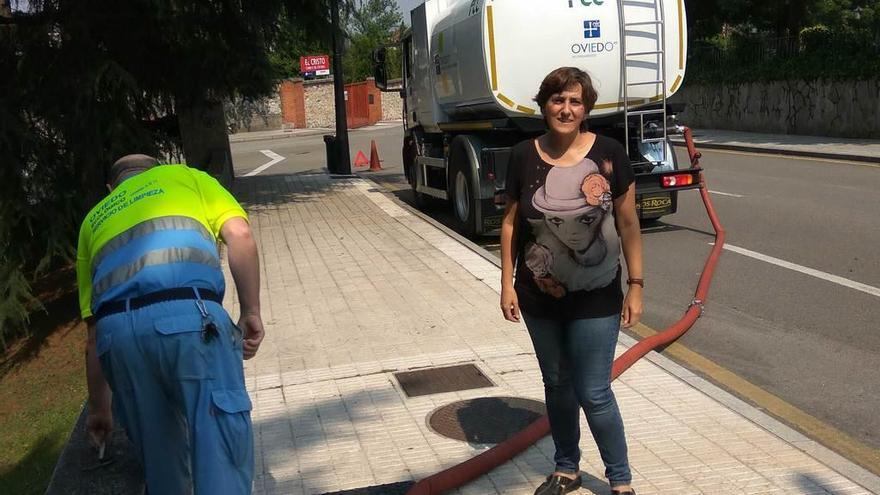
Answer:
[{"xmin": 500, "ymin": 67, "xmax": 643, "ymax": 495}]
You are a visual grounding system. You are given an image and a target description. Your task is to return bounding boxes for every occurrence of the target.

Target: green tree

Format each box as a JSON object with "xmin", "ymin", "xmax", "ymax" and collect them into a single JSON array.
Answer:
[
  {"xmin": 270, "ymin": 12, "xmax": 332, "ymax": 79},
  {"xmin": 343, "ymin": 0, "xmax": 404, "ymax": 83},
  {"xmin": 0, "ymin": 0, "xmax": 328, "ymax": 345},
  {"xmin": 686, "ymin": 0, "xmax": 880, "ymax": 37}
]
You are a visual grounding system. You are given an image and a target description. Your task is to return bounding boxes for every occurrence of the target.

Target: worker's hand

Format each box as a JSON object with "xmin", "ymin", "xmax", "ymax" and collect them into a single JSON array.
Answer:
[
  {"xmin": 621, "ymin": 285, "xmax": 643, "ymax": 328},
  {"xmin": 500, "ymin": 285, "xmax": 520, "ymax": 322},
  {"xmin": 238, "ymin": 312, "xmax": 265, "ymax": 359},
  {"xmin": 86, "ymin": 407, "xmax": 113, "ymax": 450}
]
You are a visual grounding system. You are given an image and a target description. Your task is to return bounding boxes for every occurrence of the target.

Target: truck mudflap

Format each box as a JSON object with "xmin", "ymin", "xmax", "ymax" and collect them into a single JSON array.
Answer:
[
  {"xmin": 480, "ymin": 198, "xmax": 505, "ymax": 234},
  {"xmin": 634, "ymin": 167, "xmax": 702, "ymax": 219}
]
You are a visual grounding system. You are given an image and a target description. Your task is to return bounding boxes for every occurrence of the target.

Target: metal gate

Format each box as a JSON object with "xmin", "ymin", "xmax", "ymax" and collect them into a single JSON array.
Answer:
[{"xmin": 345, "ymin": 81, "xmax": 370, "ymax": 129}]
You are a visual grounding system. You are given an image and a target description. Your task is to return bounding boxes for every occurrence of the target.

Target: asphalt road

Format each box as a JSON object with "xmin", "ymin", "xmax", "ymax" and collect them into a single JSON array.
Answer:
[{"xmin": 230, "ymin": 124, "xmax": 880, "ymax": 456}]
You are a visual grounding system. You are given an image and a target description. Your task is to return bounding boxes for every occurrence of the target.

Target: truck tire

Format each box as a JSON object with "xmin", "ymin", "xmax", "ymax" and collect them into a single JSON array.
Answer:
[{"xmin": 449, "ymin": 140, "xmax": 477, "ymax": 237}]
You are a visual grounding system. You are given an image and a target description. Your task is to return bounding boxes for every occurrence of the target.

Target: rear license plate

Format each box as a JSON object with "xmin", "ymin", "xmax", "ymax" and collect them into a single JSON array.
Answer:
[{"xmin": 637, "ymin": 194, "xmax": 673, "ymax": 217}]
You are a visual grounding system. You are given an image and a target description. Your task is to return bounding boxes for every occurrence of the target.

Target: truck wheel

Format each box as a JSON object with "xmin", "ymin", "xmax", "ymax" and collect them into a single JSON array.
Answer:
[{"xmin": 449, "ymin": 146, "xmax": 477, "ymax": 237}]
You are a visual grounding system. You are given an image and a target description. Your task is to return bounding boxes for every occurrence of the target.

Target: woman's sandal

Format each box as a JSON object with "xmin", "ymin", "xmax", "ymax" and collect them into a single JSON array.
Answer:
[{"xmin": 611, "ymin": 489, "xmax": 635, "ymax": 495}]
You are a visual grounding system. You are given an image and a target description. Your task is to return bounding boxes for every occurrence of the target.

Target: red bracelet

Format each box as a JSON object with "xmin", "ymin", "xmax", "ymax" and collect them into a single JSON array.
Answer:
[{"xmin": 626, "ymin": 278, "xmax": 644, "ymax": 288}]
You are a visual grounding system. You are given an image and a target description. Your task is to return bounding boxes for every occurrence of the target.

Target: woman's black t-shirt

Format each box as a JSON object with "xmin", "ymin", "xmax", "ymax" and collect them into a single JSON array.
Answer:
[{"xmin": 505, "ymin": 134, "xmax": 635, "ymax": 320}]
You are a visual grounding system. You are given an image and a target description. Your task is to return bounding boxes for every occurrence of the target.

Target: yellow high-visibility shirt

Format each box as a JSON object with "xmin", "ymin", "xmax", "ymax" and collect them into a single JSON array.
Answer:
[{"xmin": 76, "ymin": 164, "xmax": 247, "ymax": 319}]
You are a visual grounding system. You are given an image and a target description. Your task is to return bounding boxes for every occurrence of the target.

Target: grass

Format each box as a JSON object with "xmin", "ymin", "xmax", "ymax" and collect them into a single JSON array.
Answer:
[{"xmin": 0, "ymin": 267, "xmax": 87, "ymax": 495}]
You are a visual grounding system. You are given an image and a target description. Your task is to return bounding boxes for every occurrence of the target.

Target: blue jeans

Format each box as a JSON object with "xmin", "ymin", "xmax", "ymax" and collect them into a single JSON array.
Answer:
[
  {"xmin": 523, "ymin": 313, "xmax": 631, "ymax": 487},
  {"xmin": 96, "ymin": 297, "xmax": 253, "ymax": 494}
]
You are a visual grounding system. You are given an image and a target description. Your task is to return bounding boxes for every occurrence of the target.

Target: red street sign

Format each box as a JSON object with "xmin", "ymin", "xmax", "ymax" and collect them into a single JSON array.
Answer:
[{"xmin": 300, "ymin": 55, "xmax": 330, "ymax": 72}]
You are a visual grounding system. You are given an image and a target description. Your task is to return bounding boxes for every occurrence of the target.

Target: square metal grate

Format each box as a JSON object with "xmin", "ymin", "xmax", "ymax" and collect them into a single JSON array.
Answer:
[{"xmin": 394, "ymin": 363, "xmax": 494, "ymax": 398}]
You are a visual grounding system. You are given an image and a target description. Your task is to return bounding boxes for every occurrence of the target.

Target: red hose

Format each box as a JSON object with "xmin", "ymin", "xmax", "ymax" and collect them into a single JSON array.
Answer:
[{"xmin": 407, "ymin": 128, "xmax": 724, "ymax": 495}]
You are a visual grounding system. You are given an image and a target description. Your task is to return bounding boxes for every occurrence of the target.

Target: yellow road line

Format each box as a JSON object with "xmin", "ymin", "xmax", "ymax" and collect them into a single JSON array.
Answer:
[
  {"xmin": 627, "ymin": 322, "xmax": 880, "ymax": 476},
  {"xmin": 487, "ymin": 5, "xmax": 498, "ymax": 90}
]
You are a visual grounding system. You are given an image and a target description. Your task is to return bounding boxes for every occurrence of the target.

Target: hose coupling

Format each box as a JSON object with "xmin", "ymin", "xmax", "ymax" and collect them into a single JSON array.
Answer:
[{"xmin": 688, "ymin": 299, "xmax": 705, "ymax": 317}]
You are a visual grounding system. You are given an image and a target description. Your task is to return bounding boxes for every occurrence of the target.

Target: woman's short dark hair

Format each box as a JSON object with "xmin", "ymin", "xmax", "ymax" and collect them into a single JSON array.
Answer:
[{"xmin": 534, "ymin": 67, "xmax": 599, "ymax": 131}]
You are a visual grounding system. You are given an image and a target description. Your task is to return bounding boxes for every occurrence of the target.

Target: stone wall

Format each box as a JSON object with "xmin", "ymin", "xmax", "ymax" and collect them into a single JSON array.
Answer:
[
  {"xmin": 671, "ymin": 79, "xmax": 880, "ymax": 138},
  {"xmin": 304, "ymin": 78, "xmax": 337, "ymax": 128},
  {"xmin": 225, "ymin": 93, "xmax": 282, "ymax": 133},
  {"xmin": 382, "ymin": 78, "xmax": 405, "ymax": 122},
  {"xmin": 225, "ymin": 77, "xmax": 398, "ymax": 132}
]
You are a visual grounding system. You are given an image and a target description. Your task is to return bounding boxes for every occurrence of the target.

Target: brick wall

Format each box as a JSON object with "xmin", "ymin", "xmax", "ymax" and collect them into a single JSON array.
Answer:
[
  {"xmin": 367, "ymin": 78, "xmax": 383, "ymax": 124},
  {"xmin": 279, "ymin": 79, "xmax": 306, "ymax": 129}
]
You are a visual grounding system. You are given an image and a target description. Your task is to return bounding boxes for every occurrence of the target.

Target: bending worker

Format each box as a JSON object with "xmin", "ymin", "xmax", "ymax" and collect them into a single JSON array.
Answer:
[{"xmin": 77, "ymin": 154, "xmax": 264, "ymax": 494}]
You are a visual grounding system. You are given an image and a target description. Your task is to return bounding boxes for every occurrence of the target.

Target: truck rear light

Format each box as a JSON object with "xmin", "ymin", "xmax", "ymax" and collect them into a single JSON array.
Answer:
[{"xmin": 662, "ymin": 174, "xmax": 694, "ymax": 188}]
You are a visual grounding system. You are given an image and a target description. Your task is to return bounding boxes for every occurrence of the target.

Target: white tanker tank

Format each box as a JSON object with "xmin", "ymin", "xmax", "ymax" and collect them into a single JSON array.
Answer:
[
  {"xmin": 372, "ymin": 0, "xmax": 699, "ymax": 236},
  {"xmin": 410, "ymin": 0, "xmax": 687, "ymax": 129}
]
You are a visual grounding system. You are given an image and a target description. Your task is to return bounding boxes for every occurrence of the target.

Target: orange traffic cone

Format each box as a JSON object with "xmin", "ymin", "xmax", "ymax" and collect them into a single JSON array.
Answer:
[{"xmin": 369, "ymin": 140, "xmax": 383, "ymax": 171}]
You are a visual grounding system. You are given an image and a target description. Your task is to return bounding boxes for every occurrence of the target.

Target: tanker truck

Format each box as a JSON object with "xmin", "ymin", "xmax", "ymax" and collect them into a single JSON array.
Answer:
[{"xmin": 372, "ymin": 0, "xmax": 701, "ymax": 235}]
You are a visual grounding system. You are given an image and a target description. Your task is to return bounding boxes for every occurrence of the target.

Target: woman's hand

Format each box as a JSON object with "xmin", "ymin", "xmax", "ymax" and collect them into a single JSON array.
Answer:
[
  {"xmin": 501, "ymin": 285, "xmax": 521, "ymax": 322},
  {"xmin": 621, "ymin": 285, "xmax": 643, "ymax": 328}
]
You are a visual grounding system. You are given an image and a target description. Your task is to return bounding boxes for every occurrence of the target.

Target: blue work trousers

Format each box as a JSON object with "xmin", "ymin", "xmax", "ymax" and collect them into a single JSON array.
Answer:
[
  {"xmin": 96, "ymin": 297, "xmax": 254, "ymax": 494},
  {"xmin": 522, "ymin": 313, "xmax": 631, "ymax": 487}
]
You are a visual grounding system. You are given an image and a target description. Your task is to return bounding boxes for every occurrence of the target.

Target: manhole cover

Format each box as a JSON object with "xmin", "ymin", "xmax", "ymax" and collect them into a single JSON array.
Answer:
[
  {"xmin": 394, "ymin": 364, "xmax": 494, "ymax": 398},
  {"xmin": 428, "ymin": 396, "xmax": 546, "ymax": 444}
]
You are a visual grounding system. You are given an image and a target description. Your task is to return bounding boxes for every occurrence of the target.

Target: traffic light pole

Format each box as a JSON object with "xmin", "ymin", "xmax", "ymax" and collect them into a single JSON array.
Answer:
[{"xmin": 331, "ymin": 0, "xmax": 351, "ymax": 174}]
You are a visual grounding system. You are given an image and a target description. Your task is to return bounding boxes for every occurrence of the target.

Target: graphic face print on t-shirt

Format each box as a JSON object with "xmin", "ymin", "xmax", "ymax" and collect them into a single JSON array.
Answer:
[{"xmin": 524, "ymin": 158, "xmax": 620, "ymax": 298}]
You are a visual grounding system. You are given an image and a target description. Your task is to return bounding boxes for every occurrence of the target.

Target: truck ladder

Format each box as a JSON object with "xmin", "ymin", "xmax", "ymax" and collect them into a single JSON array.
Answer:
[{"xmin": 617, "ymin": 0, "xmax": 668, "ymax": 169}]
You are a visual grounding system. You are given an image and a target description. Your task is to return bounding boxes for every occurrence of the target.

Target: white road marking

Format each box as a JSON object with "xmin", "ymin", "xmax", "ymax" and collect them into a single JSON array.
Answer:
[
  {"xmin": 244, "ymin": 150, "xmax": 285, "ymax": 177},
  {"xmin": 709, "ymin": 190, "xmax": 744, "ymax": 198},
  {"xmin": 721, "ymin": 243, "xmax": 880, "ymax": 298}
]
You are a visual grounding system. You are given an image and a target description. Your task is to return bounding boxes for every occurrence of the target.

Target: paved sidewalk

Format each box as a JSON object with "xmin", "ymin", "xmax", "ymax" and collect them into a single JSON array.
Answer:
[
  {"xmin": 670, "ymin": 129, "xmax": 880, "ymax": 163},
  {"xmin": 224, "ymin": 172, "xmax": 879, "ymax": 495}
]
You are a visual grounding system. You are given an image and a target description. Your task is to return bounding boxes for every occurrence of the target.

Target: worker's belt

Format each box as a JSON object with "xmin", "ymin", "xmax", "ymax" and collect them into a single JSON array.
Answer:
[{"xmin": 94, "ymin": 287, "xmax": 222, "ymax": 320}]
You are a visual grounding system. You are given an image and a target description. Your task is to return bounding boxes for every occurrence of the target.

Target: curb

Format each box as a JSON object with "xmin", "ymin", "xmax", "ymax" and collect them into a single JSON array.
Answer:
[
  {"xmin": 669, "ymin": 138, "xmax": 880, "ymax": 164},
  {"xmin": 228, "ymin": 129, "xmax": 331, "ymax": 143},
  {"xmin": 354, "ymin": 175, "xmax": 502, "ymax": 270}
]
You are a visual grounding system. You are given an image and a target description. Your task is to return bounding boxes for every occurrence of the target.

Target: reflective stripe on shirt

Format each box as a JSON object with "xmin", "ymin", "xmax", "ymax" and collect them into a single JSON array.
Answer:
[{"xmin": 91, "ymin": 216, "xmax": 214, "ymax": 279}]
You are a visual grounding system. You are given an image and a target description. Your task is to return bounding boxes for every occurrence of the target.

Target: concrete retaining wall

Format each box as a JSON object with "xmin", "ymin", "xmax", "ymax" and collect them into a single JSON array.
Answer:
[{"xmin": 672, "ymin": 79, "xmax": 880, "ymax": 138}]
